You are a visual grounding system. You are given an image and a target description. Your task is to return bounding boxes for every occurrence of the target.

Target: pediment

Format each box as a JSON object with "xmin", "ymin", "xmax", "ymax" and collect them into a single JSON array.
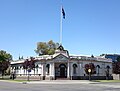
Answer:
[{"xmin": 53, "ymin": 54, "xmax": 69, "ymax": 62}]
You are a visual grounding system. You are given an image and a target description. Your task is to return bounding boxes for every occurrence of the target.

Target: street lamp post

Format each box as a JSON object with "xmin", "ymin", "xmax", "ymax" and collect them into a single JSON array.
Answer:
[
  {"xmin": 27, "ymin": 72, "xmax": 29, "ymax": 81},
  {"xmin": 27, "ymin": 67, "xmax": 31, "ymax": 81},
  {"xmin": 88, "ymin": 69, "xmax": 91, "ymax": 81}
]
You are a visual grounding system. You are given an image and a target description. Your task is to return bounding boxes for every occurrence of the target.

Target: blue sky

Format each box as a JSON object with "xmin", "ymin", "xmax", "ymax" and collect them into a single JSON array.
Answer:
[{"xmin": 0, "ymin": 0, "xmax": 120, "ymax": 60}]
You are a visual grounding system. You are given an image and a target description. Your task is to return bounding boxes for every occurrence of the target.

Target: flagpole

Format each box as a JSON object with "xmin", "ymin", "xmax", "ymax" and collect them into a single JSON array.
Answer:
[{"xmin": 60, "ymin": 5, "xmax": 62, "ymax": 45}]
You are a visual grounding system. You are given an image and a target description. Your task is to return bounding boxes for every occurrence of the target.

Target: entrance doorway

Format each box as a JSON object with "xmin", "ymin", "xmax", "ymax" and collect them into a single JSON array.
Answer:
[
  {"xmin": 59, "ymin": 64, "xmax": 67, "ymax": 78},
  {"xmin": 55, "ymin": 63, "xmax": 67, "ymax": 79}
]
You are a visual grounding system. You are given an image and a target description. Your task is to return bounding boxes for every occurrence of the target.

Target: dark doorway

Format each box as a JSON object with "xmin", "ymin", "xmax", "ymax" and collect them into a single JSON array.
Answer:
[
  {"xmin": 60, "ymin": 67, "xmax": 65, "ymax": 77},
  {"xmin": 59, "ymin": 64, "xmax": 66, "ymax": 78}
]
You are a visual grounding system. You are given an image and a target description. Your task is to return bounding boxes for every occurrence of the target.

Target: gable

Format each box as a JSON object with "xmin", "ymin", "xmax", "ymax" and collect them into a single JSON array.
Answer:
[{"xmin": 53, "ymin": 54, "xmax": 69, "ymax": 62}]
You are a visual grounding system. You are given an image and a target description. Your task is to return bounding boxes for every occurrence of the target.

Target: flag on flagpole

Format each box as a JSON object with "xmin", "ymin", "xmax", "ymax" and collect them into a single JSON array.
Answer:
[{"xmin": 62, "ymin": 7, "xmax": 65, "ymax": 19}]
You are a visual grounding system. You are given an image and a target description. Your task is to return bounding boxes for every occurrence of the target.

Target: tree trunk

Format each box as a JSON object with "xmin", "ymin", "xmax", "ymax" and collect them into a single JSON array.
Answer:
[
  {"xmin": 2, "ymin": 70, "xmax": 4, "ymax": 79},
  {"xmin": 119, "ymin": 74, "xmax": 120, "ymax": 80}
]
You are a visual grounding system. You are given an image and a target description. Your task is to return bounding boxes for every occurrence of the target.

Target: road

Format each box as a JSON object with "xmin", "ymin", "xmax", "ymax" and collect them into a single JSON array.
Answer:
[{"xmin": 0, "ymin": 80, "xmax": 120, "ymax": 91}]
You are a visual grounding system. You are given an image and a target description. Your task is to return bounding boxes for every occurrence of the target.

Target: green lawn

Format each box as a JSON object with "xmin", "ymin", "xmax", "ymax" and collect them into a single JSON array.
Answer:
[
  {"xmin": 92, "ymin": 80, "xmax": 120, "ymax": 82},
  {"xmin": 0, "ymin": 76, "xmax": 10, "ymax": 80},
  {"xmin": 1, "ymin": 76, "xmax": 120, "ymax": 83},
  {"xmin": 10, "ymin": 80, "xmax": 28, "ymax": 82},
  {"xmin": 0, "ymin": 79, "xmax": 28, "ymax": 82},
  {"xmin": 0, "ymin": 76, "xmax": 27, "ymax": 82}
]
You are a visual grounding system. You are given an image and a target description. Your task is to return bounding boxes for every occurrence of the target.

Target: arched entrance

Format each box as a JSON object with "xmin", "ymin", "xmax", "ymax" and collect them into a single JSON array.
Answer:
[{"xmin": 59, "ymin": 64, "xmax": 67, "ymax": 78}]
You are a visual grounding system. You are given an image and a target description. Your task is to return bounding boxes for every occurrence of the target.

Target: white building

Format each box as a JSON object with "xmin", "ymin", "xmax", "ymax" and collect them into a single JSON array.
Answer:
[{"xmin": 11, "ymin": 46, "xmax": 113, "ymax": 80}]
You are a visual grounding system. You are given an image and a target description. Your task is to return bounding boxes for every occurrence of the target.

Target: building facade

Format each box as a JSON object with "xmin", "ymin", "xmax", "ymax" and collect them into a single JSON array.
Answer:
[{"xmin": 11, "ymin": 46, "xmax": 113, "ymax": 80}]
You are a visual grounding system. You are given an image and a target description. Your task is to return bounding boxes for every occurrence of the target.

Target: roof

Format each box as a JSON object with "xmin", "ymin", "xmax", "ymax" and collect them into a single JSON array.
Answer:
[
  {"xmin": 11, "ymin": 49, "xmax": 112, "ymax": 64},
  {"xmin": 11, "ymin": 59, "xmax": 25, "ymax": 64},
  {"xmin": 70, "ymin": 55, "xmax": 112, "ymax": 63}
]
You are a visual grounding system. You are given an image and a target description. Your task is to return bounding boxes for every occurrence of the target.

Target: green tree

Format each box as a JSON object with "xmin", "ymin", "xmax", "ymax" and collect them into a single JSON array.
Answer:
[
  {"xmin": 35, "ymin": 40, "xmax": 59, "ymax": 55},
  {"xmin": 113, "ymin": 61, "xmax": 120, "ymax": 74},
  {"xmin": 113, "ymin": 56, "xmax": 120, "ymax": 75},
  {"xmin": 0, "ymin": 50, "xmax": 12, "ymax": 78},
  {"xmin": 23, "ymin": 57, "xmax": 35, "ymax": 70},
  {"xmin": 117, "ymin": 56, "xmax": 120, "ymax": 62},
  {"xmin": 84, "ymin": 63, "xmax": 96, "ymax": 75},
  {"xmin": 23, "ymin": 57, "xmax": 35, "ymax": 78}
]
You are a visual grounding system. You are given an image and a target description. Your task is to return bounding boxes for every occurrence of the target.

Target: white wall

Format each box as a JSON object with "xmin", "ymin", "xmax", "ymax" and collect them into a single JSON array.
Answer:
[
  {"xmin": 69, "ymin": 60, "xmax": 112, "ymax": 77},
  {"xmin": 11, "ymin": 59, "xmax": 112, "ymax": 77}
]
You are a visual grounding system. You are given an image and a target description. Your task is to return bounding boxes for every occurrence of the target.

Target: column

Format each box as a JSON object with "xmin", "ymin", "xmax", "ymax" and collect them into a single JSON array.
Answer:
[
  {"xmin": 67, "ymin": 61, "xmax": 70, "ymax": 79},
  {"xmin": 50, "ymin": 62, "xmax": 54, "ymax": 80},
  {"xmin": 78, "ymin": 62, "xmax": 80, "ymax": 77},
  {"xmin": 51, "ymin": 62, "xmax": 55, "ymax": 80},
  {"xmin": 41, "ymin": 63, "xmax": 46, "ymax": 80}
]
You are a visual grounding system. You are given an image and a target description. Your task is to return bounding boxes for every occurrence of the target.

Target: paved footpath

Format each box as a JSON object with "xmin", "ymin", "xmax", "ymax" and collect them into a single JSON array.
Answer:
[
  {"xmin": 0, "ymin": 80, "xmax": 120, "ymax": 91},
  {"xmin": 21, "ymin": 80, "xmax": 120, "ymax": 89},
  {"xmin": 26, "ymin": 80, "xmax": 96, "ymax": 84},
  {"xmin": 23, "ymin": 80, "xmax": 120, "ymax": 89}
]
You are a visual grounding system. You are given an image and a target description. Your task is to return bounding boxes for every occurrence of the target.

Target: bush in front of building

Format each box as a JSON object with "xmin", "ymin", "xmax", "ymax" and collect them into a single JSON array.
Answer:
[
  {"xmin": 84, "ymin": 63, "xmax": 96, "ymax": 75},
  {"xmin": 23, "ymin": 57, "xmax": 35, "ymax": 70}
]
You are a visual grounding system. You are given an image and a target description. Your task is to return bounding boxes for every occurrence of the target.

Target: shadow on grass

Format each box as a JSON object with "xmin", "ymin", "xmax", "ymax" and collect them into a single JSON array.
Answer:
[
  {"xmin": 0, "ymin": 78, "xmax": 10, "ymax": 80},
  {"xmin": 0, "ymin": 76, "xmax": 10, "ymax": 80},
  {"xmin": 0, "ymin": 78, "xmax": 27, "ymax": 83},
  {"xmin": 91, "ymin": 80, "xmax": 120, "ymax": 83}
]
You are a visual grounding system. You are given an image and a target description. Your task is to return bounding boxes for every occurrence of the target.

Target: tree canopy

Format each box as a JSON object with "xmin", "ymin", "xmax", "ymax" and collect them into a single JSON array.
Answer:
[
  {"xmin": 84, "ymin": 63, "xmax": 96, "ymax": 75},
  {"xmin": 113, "ymin": 56, "xmax": 120, "ymax": 74},
  {"xmin": 35, "ymin": 40, "xmax": 59, "ymax": 55},
  {"xmin": 23, "ymin": 57, "xmax": 35, "ymax": 70},
  {"xmin": 0, "ymin": 50, "xmax": 12, "ymax": 76},
  {"xmin": 0, "ymin": 50, "xmax": 12, "ymax": 62},
  {"xmin": 116, "ymin": 56, "xmax": 120, "ymax": 62},
  {"xmin": 113, "ymin": 61, "xmax": 120, "ymax": 74}
]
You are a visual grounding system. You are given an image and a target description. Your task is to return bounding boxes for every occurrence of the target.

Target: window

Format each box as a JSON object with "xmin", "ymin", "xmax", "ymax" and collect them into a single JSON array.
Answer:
[
  {"xmin": 36, "ymin": 65, "xmax": 39, "ymax": 74},
  {"xmin": 106, "ymin": 65, "xmax": 110, "ymax": 75},
  {"xmin": 46, "ymin": 64, "xmax": 50, "ymax": 75},
  {"xmin": 106, "ymin": 65, "xmax": 110, "ymax": 69},
  {"xmin": 73, "ymin": 64, "xmax": 77, "ymax": 74},
  {"xmin": 106, "ymin": 65, "xmax": 110, "ymax": 79},
  {"xmin": 96, "ymin": 65, "xmax": 100, "ymax": 75}
]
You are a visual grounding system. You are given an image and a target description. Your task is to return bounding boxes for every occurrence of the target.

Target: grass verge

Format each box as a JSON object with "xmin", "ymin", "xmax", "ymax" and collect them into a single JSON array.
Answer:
[
  {"xmin": 0, "ymin": 78, "xmax": 28, "ymax": 82},
  {"xmin": 92, "ymin": 80, "xmax": 120, "ymax": 83}
]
